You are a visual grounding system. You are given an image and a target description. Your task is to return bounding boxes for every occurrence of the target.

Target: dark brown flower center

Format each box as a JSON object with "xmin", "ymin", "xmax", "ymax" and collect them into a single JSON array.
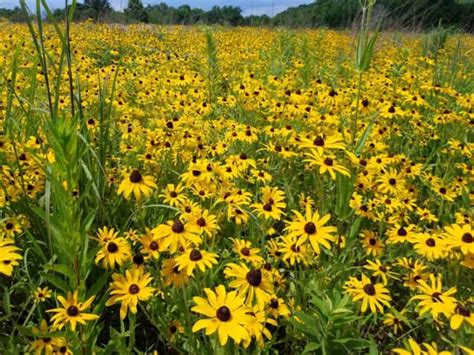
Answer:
[
  {"xmin": 397, "ymin": 227, "xmax": 407, "ymax": 236},
  {"xmin": 43, "ymin": 337, "xmax": 52, "ymax": 343},
  {"xmin": 133, "ymin": 254, "xmax": 144, "ymax": 265},
  {"xmin": 388, "ymin": 178, "xmax": 396, "ymax": 185},
  {"xmin": 462, "ymin": 233, "xmax": 472, "ymax": 243},
  {"xmin": 313, "ymin": 136, "xmax": 325, "ymax": 146},
  {"xmin": 149, "ymin": 241, "xmax": 159, "ymax": 251},
  {"xmin": 172, "ymin": 220, "xmax": 185, "ymax": 233},
  {"xmin": 246, "ymin": 269, "xmax": 262, "ymax": 287},
  {"xmin": 129, "ymin": 284, "xmax": 140, "ymax": 295},
  {"xmin": 189, "ymin": 249, "xmax": 202, "ymax": 261},
  {"xmin": 304, "ymin": 222, "xmax": 317, "ymax": 235},
  {"xmin": 425, "ymin": 238, "xmax": 436, "ymax": 247},
  {"xmin": 240, "ymin": 247, "xmax": 250, "ymax": 256},
  {"xmin": 67, "ymin": 305, "xmax": 79, "ymax": 317},
  {"xmin": 196, "ymin": 217, "xmax": 206, "ymax": 227},
  {"xmin": 169, "ymin": 325, "xmax": 177, "ymax": 333},
  {"xmin": 369, "ymin": 238, "xmax": 377, "ymax": 246},
  {"xmin": 5, "ymin": 222, "xmax": 13, "ymax": 230},
  {"xmin": 456, "ymin": 305, "xmax": 471, "ymax": 317},
  {"xmin": 170, "ymin": 191, "xmax": 178, "ymax": 198},
  {"xmin": 263, "ymin": 203, "xmax": 273, "ymax": 211},
  {"xmin": 107, "ymin": 242, "xmax": 118, "ymax": 253},
  {"xmin": 270, "ymin": 298, "xmax": 279, "ymax": 309},
  {"xmin": 323, "ymin": 157, "xmax": 333, "ymax": 166},
  {"xmin": 129, "ymin": 170, "xmax": 143, "ymax": 183},
  {"xmin": 363, "ymin": 284, "xmax": 376, "ymax": 296},
  {"xmin": 216, "ymin": 306, "xmax": 231, "ymax": 321}
]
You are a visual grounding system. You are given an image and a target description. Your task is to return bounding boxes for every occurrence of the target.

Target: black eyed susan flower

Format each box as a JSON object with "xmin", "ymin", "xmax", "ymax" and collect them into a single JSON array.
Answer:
[
  {"xmin": 364, "ymin": 259, "xmax": 397, "ymax": 285},
  {"xmin": 117, "ymin": 169, "xmax": 156, "ymax": 200},
  {"xmin": 153, "ymin": 218, "xmax": 201, "ymax": 253},
  {"xmin": 360, "ymin": 230, "xmax": 385, "ymax": 256},
  {"xmin": 139, "ymin": 228, "xmax": 163, "ymax": 259},
  {"xmin": 266, "ymin": 296, "xmax": 291, "ymax": 319},
  {"xmin": 304, "ymin": 150, "xmax": 350, "ymax": 180},
  {"xmin": 95, "ymin": 236, "xmax": 132, "ymax": 269},
  {"xmin": 377, "ymin": 168, "xmax": 405, "ymax": 195},
  {"xmin": 392, "ymin": 338, "xmax": 451, "ymax": 355},
  {"xmin": 161, "ymin": 258, "xmax": 190, "ymax": 288},
  {"xmin": 30, "ymin": 320, "xmax": 66, "ymax": 354},
  {"xmin": 344, "ymin": 274, "xmax": 391, "ymax": 313},
  {"xmin": 242, "ymin": 305, "xmax": 277, "ymax": 348},
  {"xmin": 187, "ymin": 209, "xmax": 219, "ymax": 237},
  {"xmin": 412, "ymin": 232, "xmax": 446, "ymax": 260},
  {"xmin": 383, "ymin": 310, "xmax": 408, "ymax": 334},
  {"xmin": 106, "ymin": 269, "xmax": 155, "ymax": 319},
  {"xmin": 174, "ymin": 248, "xmax": 218, "ymax": 276},
  {"xmin": 1, "ymin": 217, "xmax": 22, "ymax": 238},
  {"xmin": 47, "ymin": 291, "xmax": 98, "ymax": 331},
  {"xmin": 34, "ymin": 286, "xmax": 52, "ymax": 303},
  {"xmin": 160, "ymin": 183, "xmax": 187, "ymax": 207},
  {"xmin": 231, "ymin": 238, "xmax": 264, "ymax": 266},
  {"xmin": 285, "ymin": 205, "xmax": 336, "ymax": 254},
  {"xmin": 0, "ymin": 239, "xmax": 22, "ymax": 276},
  {"xmin": 224, "ymin": 263, "xmax": 274, "ymax": 309},
  {"xmin": 191, "ymin": 285, "xmax": 253, "ymax": 346},
  {"xmin": 167, "ymin": 320, "xmax": 184, "ymax": 342},
  {"xmin": 444, "ymin": 223, "xmax": 473, "ymax": 255},
  {"xmin": 450, "ymin": 304, "xmax": 474, "ymax": 330},
  {"xmin": 410, "ymin": 274, "xmax": 457, "ymax": 320},
  {"xmin": 278, "ymin": 235, "xmax": 312, "ymax": 266}
]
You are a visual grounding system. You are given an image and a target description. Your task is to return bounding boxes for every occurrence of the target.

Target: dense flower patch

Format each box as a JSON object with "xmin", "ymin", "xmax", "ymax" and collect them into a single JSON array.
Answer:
[{"xmin": 0, "ymin": 20, "xmax": 473, "ymax": 353}]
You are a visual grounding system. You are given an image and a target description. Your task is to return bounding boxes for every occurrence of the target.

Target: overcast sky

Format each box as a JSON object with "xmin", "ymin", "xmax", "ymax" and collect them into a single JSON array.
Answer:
[{"xmin": 0, "ymin": 0, "xmax": 312, "ymax": 16}]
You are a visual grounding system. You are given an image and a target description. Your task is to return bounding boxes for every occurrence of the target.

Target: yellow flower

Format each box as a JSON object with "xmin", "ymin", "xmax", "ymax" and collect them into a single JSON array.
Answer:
[
  {"xmin": 191, "ymin": 285, "xmax": 253, "ymax": 346},
  {"xmin": 344, "ymin": 274, "xmax": 392, "ymax": 313},
  {"xmin": 224, "ymin": 263, "xmax": 273, "ymax": 309},
  {"xmin": 34, "ymin": 286, "xmax": 52, "ymax": 303},
  {"xmin": 95, "ymin": 237, "xmax": 132, "ymax": 269},
  {"xmin": 444, "ymin": 224, "xmax": 473, "ymax": 255},
  {"xmin": 304, "ymin": 150, "xmax": 350, "ymax": 180},
  {"xmin": 0, "ymin": 239, "xmax": 22, "ymax": 276},
  {"xmin": 364, "ymin": 259, "xmax": 397, "ymax": 285},
  {"xmin": 410, "ymin": 274, "xmax": 457, "ymax": 320},
  {"xmin": 174, "ymin": 248, "xmax": 218, "ymax": 276},
  {"xmin": 161, "ymin": 258, "xmax": 190, "ymax": 288},
  {"xmin": 231, "ymin": 238, "xmax": 264, "ymax": 266},
  {"xmin": 450, "ymin": 305, "xmax": 474, "ymax": 330},
  {"xmin": 152, "ymin": 218, "xmax": 201, "ymax": 253},
  {"xmin": 393, "ymin": 338, "xmax": 452, "ymax": 355},
  {"xmin": 285, "ymin": 205, "xmax": 336, "ymax": 254},
  {"xmin": 106, "ymin": 269, "xmax": 155, "ymax": 319},
  {"xmin": 117, "ymin": 169, "xmax": 156, "ymax": 200},
  {"xmin": 47, "ymin": 291, "xmax": 98, "ymax": 331}
]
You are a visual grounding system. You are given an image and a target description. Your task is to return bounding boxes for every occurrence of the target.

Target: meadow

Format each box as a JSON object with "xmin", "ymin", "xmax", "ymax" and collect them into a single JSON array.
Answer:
[{"xmin": 0, "ymin": 9, "xmax": 473, "ymax": 355}]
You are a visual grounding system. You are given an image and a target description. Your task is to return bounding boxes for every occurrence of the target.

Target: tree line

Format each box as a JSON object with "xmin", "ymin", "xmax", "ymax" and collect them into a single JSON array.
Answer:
[{"xmin": 0, "ymin": 0, "xmax": 472, "ymax": 31}]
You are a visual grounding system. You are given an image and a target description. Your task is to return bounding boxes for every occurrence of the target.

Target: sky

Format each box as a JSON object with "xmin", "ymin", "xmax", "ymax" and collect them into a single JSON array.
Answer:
[{"xmin": 0, "ymin": 0, "xmax": 312, "ymax": 16}]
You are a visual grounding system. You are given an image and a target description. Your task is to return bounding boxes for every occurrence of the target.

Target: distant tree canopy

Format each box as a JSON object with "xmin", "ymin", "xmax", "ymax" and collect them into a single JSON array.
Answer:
[
  {"xmin": 1, "ymin": 0, "xmax": 473, "ymax": 31},
  {"xmin": 273, "ymin": 0, "xmax": 474, "ymax": 31},
  {"xmin": 125, "ymin": 0, "xmax": 148, "ymax": 23}
]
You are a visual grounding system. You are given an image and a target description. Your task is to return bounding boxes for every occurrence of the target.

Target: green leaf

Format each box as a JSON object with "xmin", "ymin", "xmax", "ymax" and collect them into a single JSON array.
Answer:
[
  {"xmin": 303, "ymin": 342, "xmax": 320, "ymax": 353},
  {"xmin": 43, "ymin": 264, "xmax": 75, "ymax": 282},
  {"xmin": 355, "ymin": 121, "xmax": 374, "ymax": 155},
  {"xmin": 87, "ymin": 271, "xmax": 112, "ymax": 299},
  {"xmin": 41, "ymin": 273, "xmax": 71, "ymax": 293}
]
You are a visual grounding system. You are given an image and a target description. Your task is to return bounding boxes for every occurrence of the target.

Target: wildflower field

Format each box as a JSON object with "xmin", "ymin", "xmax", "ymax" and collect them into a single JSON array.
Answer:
[{"xmin": 0, "ymin": 9, "xmax": 473, "ymax": 355}]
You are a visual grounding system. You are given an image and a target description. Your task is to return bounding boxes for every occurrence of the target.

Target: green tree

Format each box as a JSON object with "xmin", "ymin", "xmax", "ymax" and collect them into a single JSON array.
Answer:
[
  {"xmin": 125, "ymin": 0, "xmax": 149, "ymax": 23},
  {"xmin": 84, "ymin": 0, "xmax": 111, "ymax": 21}
]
